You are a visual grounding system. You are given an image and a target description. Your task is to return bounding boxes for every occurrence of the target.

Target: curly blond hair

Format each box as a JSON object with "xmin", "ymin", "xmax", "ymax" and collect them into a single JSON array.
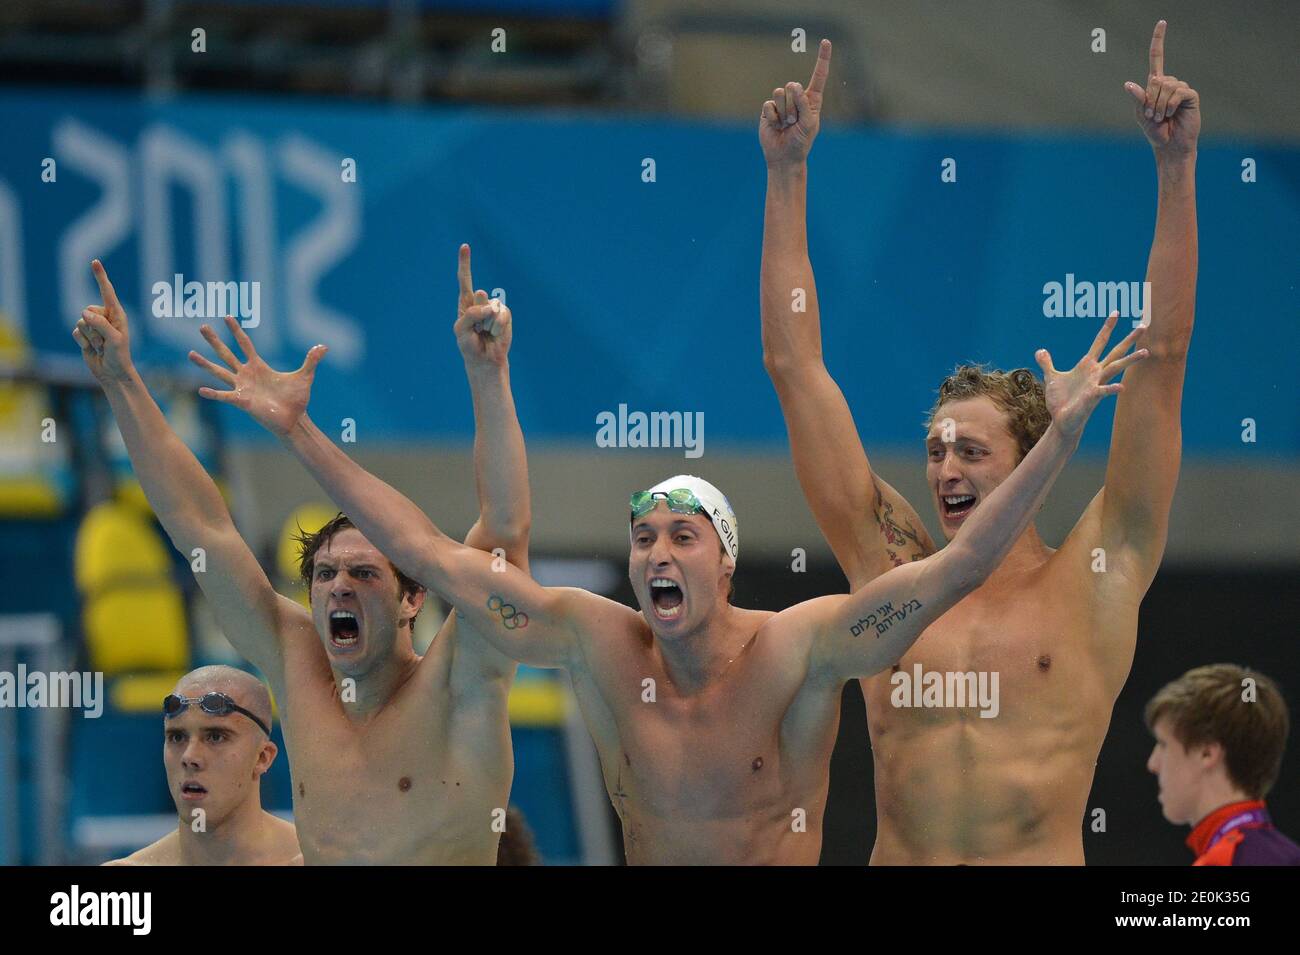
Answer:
[{"xmin": 925, "ymin": 364, "xmax": 1049, "ymax": 461}]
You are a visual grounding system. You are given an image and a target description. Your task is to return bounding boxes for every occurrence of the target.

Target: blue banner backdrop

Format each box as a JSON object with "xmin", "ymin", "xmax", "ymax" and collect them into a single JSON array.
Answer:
[{"xmin": 1, "ymin": 88, "xmax": 1295, "ymax": 454}]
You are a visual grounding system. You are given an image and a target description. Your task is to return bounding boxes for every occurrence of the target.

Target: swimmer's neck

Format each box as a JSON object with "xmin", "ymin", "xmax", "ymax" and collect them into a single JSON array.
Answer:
[
  {"xmin": 653, "ymin": 601, "xmax": 753, "ymax": 696},
  {"xmin": 330, "ymin": 643, "xmax": 421, "ymax": 720},
  {"xmin": 175, "ymin": 796, "xmax": 277, "ymax": 865}
]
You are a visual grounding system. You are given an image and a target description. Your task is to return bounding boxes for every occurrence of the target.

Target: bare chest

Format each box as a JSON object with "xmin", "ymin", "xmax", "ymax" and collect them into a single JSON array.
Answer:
[
  {"xmin": 865, "ymin": 579, "xmax": 1106, "ymax": 728},
  {"xmin": 601, "ymin": 672, "xmax": 795, "ymax": 824},
  {"xmin": 278, "ymin": 687, "xmax": 504, "ymax": 863}
]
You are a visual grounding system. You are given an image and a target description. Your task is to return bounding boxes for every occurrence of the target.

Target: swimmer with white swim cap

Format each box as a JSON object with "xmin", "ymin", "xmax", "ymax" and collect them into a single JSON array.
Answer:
[{"xmin": 221, "ymin": 321, "xmax": 1138, "ymax": 861}]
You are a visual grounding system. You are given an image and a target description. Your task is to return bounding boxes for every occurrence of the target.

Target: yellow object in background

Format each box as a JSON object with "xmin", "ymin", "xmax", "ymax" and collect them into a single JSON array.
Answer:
[
  {"xmin": 0, "ymin": 315, "xmax": 66, "ymax": 517},
  {"xmin": 75, "ymin": 501, "xmax": 189, "ymax": 678},
  {"xmin": 276, "ymin": 502, "xmax": 339, "ymax": 608}
]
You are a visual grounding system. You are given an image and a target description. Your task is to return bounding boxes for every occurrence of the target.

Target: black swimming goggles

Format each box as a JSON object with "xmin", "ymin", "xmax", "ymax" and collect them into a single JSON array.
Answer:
[{"xmin": 163, "ymin": 692, "xmax": 270, "ymax": 736}]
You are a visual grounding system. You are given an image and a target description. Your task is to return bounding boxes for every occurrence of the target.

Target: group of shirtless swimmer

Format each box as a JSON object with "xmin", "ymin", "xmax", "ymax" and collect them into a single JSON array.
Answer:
[{"xmin": 78, "ymin": 23, "xmax": 1205, "ymax": 865}]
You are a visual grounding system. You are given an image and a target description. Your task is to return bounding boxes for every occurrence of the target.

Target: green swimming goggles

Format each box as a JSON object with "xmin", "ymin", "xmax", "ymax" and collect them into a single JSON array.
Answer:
[{"xmin": 629, "ymin": 488, "xmax": 704, "ymax": 518}]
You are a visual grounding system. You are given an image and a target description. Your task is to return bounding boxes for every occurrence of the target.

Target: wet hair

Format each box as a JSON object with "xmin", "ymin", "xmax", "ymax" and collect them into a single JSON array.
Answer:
[
  {"xmin": 496, "ymin": 806, "xmax": 540, "ymax": 865},
  {"xmin": 1145, "ymin": 664, "xmax": 1291, "ymax": 799},
  {"xmin": 295, "ymin": 513, "xmax": 424, "ymax": 630},
  {"xmin": 925, "ymin": 364, "xmax": 1049, "ymax": 462},
  {"xmin": 173, "ymin": 664, "xmax": 274, "ymax": 735}
]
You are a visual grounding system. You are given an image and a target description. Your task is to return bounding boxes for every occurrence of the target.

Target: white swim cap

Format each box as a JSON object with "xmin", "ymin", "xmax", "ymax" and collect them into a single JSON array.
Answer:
[{"xmin": 629, "ymin": 474, "xmax": 739, "ymax": 568}]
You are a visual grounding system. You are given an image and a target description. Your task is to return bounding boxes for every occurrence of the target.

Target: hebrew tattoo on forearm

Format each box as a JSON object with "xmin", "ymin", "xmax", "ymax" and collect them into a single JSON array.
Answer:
[
  {"xmin": 848, "ymin": 598, "xmax": 923, "ymax": 639},
  {"xmin": 487, "ymin": 594, "xmax": 529, "ymax": 630}
]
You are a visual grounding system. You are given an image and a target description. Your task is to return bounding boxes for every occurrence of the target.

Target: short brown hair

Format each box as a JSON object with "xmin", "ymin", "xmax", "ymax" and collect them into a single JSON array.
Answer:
[
  {"xmin": 926, "ymin": 365, "xmax": 1049, "ymax": 461},
  {"xmin": 296, "ymin": 513, "xmax": 424, "ymax": 630},
  {"xmin": 1144, "ymin": 664, "xmax": 1291, "ymax": 799}
]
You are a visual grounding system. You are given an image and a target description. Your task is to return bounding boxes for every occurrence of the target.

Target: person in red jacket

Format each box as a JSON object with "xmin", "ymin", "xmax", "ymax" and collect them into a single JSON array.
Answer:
[{"xmin": 1146, "ymin": 664, "xmax": 1300, "ymax": 865}]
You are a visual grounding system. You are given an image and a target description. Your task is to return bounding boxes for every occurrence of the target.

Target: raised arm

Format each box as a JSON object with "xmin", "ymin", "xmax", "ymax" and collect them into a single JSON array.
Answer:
[
  {"xmin": 758, "ymin": 39, "xmax": 935, "ymax": 587},
  {"xmin": 448, "ymin": 244, "xmax": 532, "ymax": 684},
  {"xmin": 189, "ymin": 309, "xmax": 586, "ymax": 670},
  {"xmin": 73, "ymin": 262, "xmax": 301, "ymax": 679},
  {"xmin": 1100, "ymin": 20, "xmax": 1199, "ymax": 589},
  {"xmin": 456, "ymin": 244, "xmax": 532, "ymax": 572},
  {"xmin": 787, "ymin": 316, "xmax": 1148, "ymax": 682}
]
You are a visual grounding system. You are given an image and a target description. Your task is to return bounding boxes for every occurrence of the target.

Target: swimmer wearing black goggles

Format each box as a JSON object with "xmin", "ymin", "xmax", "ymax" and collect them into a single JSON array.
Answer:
[{"xmin": 163, "ymin": 692, "xmax": 270, "ymax": 737}]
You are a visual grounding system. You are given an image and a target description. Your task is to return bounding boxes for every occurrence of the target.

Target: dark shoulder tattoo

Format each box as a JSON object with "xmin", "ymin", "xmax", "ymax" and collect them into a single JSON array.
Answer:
[{"xmin": 870, "ymin": 475, "xmax": 934, "ymax": 566}]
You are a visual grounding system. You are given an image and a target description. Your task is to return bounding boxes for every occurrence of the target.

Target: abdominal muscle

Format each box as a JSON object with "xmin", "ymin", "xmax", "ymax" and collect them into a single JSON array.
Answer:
[{"xmin": 863, "ymin": 678, "xmax": 1109, "ymax": 866}]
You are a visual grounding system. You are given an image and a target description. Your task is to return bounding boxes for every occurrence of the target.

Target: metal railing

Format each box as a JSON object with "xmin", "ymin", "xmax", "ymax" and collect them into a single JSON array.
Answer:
[{"xmin": 0, "ymin": 614, "xmax": 66, "ymax": 865}]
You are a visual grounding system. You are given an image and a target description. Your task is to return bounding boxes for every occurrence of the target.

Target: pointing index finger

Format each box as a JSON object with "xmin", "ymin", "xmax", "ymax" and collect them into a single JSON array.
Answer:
[
  {"xmin": 458, "ymin": 244, "xmax": 474, "ymax": 302},
  {"xmin": 1148, "ymin": 20, "xmax": 1166, "ymax": 78},
  {"xmin": 91, "ymin": 259, "xmax": 121, "ymax": 313},
  {"xmin": 807, "ymin": 39, "xmax": 831, "ymax": 98}
]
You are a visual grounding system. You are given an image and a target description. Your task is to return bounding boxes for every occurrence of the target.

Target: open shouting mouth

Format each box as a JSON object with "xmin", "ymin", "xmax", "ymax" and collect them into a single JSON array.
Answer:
[
  {"xmin": 649, "ymin": 577, "xmax": 684, "ymax": 620},
  {"xmin": 329, "ymin": 609, "xmax": 360, "ymax": 649}
]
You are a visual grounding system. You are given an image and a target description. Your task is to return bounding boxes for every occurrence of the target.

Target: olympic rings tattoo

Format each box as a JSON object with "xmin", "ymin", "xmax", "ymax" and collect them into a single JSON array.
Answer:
[{"xmin": 487, "ymin": 594, "xmax": 529, "ymax": 630}]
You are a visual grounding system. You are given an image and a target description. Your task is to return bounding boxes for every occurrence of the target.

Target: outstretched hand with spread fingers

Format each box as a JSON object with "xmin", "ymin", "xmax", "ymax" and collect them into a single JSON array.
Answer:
[
  {"xmin": 189, "ymin": 315, "xmax": 326, "ymax": 439},
  {"xmin": 1037, "ymin": 312, "xmax": 1149, "ymax": 439}
]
